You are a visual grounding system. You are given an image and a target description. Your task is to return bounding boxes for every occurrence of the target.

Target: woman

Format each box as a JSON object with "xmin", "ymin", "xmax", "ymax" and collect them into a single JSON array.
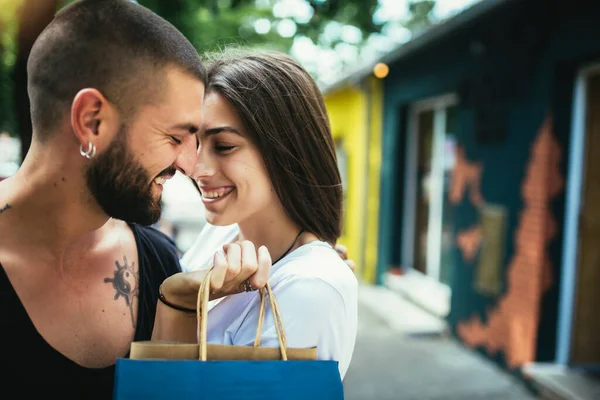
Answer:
[{"xmin": 181, "ymin": 49, "xmax": 358, "ymax": 379}]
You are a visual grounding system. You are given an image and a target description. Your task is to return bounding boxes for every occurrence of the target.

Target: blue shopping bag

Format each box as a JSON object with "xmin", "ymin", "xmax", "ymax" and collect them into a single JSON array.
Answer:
[
  {"xmin": 113, "ymin": 270, "xmax": 344, "ymax": 399},
  {"xmin": 113, "ymin": 358, "xmax": 343, "ymax": 399}
]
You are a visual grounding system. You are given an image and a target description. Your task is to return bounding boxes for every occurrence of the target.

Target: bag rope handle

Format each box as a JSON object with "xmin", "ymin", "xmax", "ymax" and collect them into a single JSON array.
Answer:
[{"xmin": 197, "ymin": 269, "xmax": 288, "ymax": 361}]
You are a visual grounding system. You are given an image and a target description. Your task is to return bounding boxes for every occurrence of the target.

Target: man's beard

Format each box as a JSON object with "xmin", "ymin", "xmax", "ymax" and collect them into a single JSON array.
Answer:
[{"xmin": 85, "ymin": 126, "xmax": 172, "ymax": 226}]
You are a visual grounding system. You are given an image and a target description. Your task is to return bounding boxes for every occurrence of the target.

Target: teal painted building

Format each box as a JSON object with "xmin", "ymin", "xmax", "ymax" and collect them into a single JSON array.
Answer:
[{"xmin": 374, "ymin": 0, "xmax": 600, "ymax": 390}]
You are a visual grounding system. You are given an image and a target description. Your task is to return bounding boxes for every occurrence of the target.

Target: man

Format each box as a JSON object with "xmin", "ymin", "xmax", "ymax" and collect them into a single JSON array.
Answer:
[{"xmin": 0, "ymin": 0, "xmax": 270, "ymax": 397}]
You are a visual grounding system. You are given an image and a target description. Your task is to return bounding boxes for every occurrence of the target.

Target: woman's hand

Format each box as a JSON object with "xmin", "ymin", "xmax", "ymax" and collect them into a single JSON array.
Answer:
[
  {"xmin": 152, "ymin": 241, "xmax": 272, "ymax": 343},
  {"xmin": 160, "ymin": 241, "xmax": 272, "ymax": 311}
]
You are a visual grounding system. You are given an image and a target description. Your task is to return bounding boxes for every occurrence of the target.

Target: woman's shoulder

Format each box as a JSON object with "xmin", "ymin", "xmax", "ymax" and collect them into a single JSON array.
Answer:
[
  {"xmin": 273, "ymin": 241, "xmax": 358, "ymax": 298},
  {"xmin": 283, "ymin": 241, "xmax": 354, "ymax": 272}
]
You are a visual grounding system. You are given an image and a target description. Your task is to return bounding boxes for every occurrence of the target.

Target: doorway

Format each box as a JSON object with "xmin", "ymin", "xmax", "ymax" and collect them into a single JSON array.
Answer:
[{"xmin": 570, "ymin": 72, "xmax": 600, "ymax": 366}]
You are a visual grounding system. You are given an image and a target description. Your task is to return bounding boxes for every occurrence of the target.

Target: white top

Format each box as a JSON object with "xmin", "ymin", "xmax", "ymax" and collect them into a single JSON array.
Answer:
[
  {"xmin": 179, "ymin": 223, "xmax": 358, "ymax": 379},
  {"xmin": 180, "ymin": 223, "xmax": 240, "ymax": 272}
]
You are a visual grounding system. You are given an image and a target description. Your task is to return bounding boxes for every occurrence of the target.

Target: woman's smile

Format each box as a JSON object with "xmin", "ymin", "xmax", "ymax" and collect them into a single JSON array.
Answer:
[{"xmin": 199, "ymin": 185, "xmax": 235, "ymax": 205}]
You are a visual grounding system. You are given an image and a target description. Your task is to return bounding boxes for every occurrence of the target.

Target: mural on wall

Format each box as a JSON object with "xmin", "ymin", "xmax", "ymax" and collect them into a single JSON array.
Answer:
[
  {"xmin": 456, "ymin": 225, "xmax": 482, "ymax": 262},
  {"xmin": 452, "ymin": 147, "xmax": 509, "ymax": 297},
  {"xmin": 449, "ymin": 146, "xmax": 484, "ymax": 207},
  {"xmin": 452, "ymin": 146, "xmax": 484, "ymax": 264},
  {"xmin": 456, "ymin": 114, "xmax": 563, "ymax": 369}
]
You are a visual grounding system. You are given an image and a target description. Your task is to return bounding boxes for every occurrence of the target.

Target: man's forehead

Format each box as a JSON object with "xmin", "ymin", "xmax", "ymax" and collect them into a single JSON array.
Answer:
[
  {"xmin": 163, "ymin": 66, "xmax": 205, "ymax": 92},
  {"xmin": 137, "ymin": 68, "xmax": 204, "ymax": 128},
  {"xmin": 134, "ymin": 99, "xmax": 202, "ymax": 132}
]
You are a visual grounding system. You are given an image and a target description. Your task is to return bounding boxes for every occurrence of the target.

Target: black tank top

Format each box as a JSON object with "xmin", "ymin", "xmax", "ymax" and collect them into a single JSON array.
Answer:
[{"xmin": 0, "ymin": 224, "xmax": 182, "ymax": 399}]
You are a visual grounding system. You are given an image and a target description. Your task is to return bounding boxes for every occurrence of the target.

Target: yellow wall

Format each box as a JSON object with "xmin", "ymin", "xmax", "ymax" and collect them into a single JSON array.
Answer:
[
  {"xmin": 364, "ymin": 77, "xmax": 383, "ymax": 283},
  {"xmin": 324, "ymin": 78, "xmax": 383, "ymax": 283}
]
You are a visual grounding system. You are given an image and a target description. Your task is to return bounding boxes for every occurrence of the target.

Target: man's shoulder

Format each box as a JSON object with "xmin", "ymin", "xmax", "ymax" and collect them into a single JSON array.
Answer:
[
  {"xmin": 110, "ymin": 220, "xmax": 182, "ymax": 275},
  {"xmin": 106, "ymin": 219, "xmax": 176, "ymax": 250},
  {"xmin": 132, "ymin": 224, "xmax": 180, "ymax": 258},
  {"xmin": 132, "ymin": 223, "xmax": 178, "ymax": 248}
]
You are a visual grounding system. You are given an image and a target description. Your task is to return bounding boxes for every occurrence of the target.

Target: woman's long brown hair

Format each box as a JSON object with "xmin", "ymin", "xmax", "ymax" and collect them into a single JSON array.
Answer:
[{"xmin": 203, "ymin": 49, "xmax": 343, "ymax": 245}]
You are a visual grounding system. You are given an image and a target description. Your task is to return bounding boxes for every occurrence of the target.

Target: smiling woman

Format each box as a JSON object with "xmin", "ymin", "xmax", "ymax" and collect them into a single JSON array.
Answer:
[{"xmin": 180, "ymin": 49, "xmax": 358, "ymax": 380}]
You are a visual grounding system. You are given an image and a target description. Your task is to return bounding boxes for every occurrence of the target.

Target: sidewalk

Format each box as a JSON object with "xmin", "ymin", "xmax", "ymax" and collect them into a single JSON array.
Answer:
[
  {"xmin": 356, "ymin": 281, "xmax": 449, "ymax": 337},
  {"xmin": 343, "ymin": 282, "xmax": 538, "ymax": 400}
]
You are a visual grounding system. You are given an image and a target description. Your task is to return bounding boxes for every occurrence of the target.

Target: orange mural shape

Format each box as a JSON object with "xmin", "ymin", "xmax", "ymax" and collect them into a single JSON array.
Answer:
[
  {"xmin": 456, "ymin": 225, "xmax": 482, "ymax": 262},
  {"xmin": 457, "ymin": 115, "xmax": 564, "ymax": 370},
  {"xmin": 449, "ymin": 146, "xmax": 485, "ymax": 207}
]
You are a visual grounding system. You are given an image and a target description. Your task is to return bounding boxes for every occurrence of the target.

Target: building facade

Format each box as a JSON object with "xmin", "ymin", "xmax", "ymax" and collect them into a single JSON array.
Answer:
[
  {"xmin": 371, "ymin": 0, "xmax": 600, "ymax": 388},
  {"xmin": 323, "ymin": 77, "xmax": 384, "ymax": 284}
]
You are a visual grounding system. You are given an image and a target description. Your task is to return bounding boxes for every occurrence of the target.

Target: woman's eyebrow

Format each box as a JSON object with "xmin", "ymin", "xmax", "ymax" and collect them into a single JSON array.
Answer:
[{"xmin": 203, "ymin": 126, "xmax": 243, "ymax": 137}]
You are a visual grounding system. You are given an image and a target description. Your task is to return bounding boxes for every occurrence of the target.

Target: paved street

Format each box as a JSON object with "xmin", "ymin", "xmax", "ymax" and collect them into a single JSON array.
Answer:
[{"xmin": 343, "ymin": 285, "xmax": 539, "ymax": 400}]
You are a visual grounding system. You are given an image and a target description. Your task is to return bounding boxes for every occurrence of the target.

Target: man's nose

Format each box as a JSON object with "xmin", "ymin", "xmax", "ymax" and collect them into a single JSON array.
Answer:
[
  {"xmin": 174, "ymin": 135, "xmax": 198, "ymax": 176},
  {"xmin": 192, "ymin": 144, "xmax": 216, "ymax": 180}
]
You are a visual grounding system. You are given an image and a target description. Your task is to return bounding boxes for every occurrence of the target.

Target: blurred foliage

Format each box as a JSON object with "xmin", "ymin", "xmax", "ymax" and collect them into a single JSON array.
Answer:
[
  {"xmin": 0, "ymin": 0, "xmax": 22, "ymax": 135},
  {"xmin": 406, "ymin": 0, "xmax": 435, "ymax": 34},
  {"xmin": 0, "ymin": 0, "xmax": 438, "ymax": 139},
  {"xmin": 137, "ymin": 0, "xmax": 383, "ymax": 56},
  {"xmin": 140, "ymin": 0, "xmax": 291, "ymax": 54}
]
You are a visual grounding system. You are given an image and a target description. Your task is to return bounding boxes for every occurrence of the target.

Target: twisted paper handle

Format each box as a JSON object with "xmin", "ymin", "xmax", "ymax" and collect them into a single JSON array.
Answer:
[{"xmin": 197, "ymin": 269, "xmax": 288, "ymax": 361}]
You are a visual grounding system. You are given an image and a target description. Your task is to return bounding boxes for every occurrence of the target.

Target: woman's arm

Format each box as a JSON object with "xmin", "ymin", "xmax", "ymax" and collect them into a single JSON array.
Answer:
[
  {"xmin": 151, "ymin": 242, "xmax": 272, "ymax": 342},
  {"xmin": 152, "ymin": 300, "xmax": 198, "ymax": 342}
]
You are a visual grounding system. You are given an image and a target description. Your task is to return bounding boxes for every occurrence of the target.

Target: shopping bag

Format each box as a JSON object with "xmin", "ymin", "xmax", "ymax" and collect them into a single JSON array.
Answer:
[{"xmin": 113, "ymin": 269, "xmax": 344, "ymax": 400}]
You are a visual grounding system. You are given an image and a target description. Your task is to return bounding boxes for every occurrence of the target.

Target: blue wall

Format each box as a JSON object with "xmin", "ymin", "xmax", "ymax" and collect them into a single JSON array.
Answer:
[{"xmin": 377, "ymin": 0, "xmax": 600, "ymax": 370}]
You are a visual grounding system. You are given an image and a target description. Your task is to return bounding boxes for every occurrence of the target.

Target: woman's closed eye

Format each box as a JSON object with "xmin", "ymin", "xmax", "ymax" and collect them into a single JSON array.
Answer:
[{"xmin": 215, "ymin": 145, "xmax": 236, "ymax": 153}]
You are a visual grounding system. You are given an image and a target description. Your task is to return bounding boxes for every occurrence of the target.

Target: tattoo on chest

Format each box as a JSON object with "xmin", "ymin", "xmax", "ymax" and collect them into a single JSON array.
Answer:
[
  {"xmin": 0, "ymin": 204, "xmax": 11, "ymax": 214},
  {"xmin": 104, "ymin": 255, "xmax": 139, "ymax": 329}
]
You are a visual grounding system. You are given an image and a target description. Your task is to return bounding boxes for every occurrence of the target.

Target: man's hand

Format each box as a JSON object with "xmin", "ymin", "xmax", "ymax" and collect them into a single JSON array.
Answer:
[
  {"xmin": 334, "ymin": 243, "xmax": 356, "ymax": 272},
  {"xmin": 160, "ymin": 241, "xmax": 272, "ymax": 311}
]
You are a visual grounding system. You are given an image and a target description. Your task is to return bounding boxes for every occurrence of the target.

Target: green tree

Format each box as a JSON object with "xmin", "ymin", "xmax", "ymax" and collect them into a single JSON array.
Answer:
[
  {"xmin": 0, "ymin": 0, "xmax": 23, "ymax": 136},
  {"xmin": 405, "ymin": 0, "xmax": 435, "ymax": 34},
  {"xmin": 1, "ymin": 0, "xmax": 433, "ymax": 158},
  {"xmin": 138, "ymin": 0, "xmax": 382, "ymax": 55}
]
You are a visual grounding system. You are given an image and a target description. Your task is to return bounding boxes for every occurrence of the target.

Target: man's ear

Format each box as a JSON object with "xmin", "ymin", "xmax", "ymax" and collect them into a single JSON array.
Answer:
[{"xmin": 70, "ymin": 88, "xmax": 119, "ymax": 150}]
